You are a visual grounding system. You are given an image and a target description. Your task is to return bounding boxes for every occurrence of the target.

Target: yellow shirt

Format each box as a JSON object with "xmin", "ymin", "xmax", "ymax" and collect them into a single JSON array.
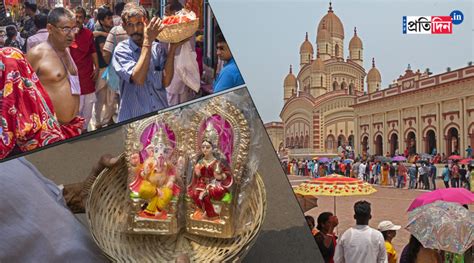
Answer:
[{"xmin": 385, "ymin": 241, "xmax": 397, "ymax": 263}]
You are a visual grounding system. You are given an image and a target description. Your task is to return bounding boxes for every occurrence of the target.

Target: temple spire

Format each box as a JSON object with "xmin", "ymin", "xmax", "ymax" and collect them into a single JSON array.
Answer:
[
  {"xmin": 305, "ymin": 32, "xmax": 308, "ymax": 41},
  {"xmin": 289, "ymin": 64, "xmax": 293, "ymax": 74},
  {"xmin": 329, "ymin": 1, "xmax": 333, "ymax": 12},
  {"xmin": 372, "ymin": 58, "xmax": 375, "ymax": 68},
  {"xmin": 354, "ymin": 27, "xmax": 357, "ymax": 35}
]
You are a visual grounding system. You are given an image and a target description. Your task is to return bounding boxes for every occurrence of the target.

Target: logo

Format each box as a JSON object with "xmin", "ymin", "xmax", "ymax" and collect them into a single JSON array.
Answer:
[
  {"xmin": 431, "ymin": 16, "xmax": 453, "ymax": 34},
  {"xmin": 450, "ymin": 10, "xmax": 464, "ymax": 25},
  {"xmin": 403, "ymin": 10, "xmax": 464, "ymax": 35},
  {"xmin": 403, "ymin": 16, "xmax": 452, "ymax": 34}
]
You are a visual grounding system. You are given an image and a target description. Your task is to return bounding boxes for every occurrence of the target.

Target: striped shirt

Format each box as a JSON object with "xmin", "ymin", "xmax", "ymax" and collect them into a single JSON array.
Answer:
[
  {"xmin": 112, "ymin": 38, "xmax": 169, "ymax": 122},
  {"xmin": 103, "ymin": 25, "xmax": 128, "ymax": 54}
]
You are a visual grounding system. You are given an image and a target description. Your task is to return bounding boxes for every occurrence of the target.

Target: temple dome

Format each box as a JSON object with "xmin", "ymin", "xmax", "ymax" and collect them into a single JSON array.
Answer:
[
  {"xmin": 367, "ymin": 58, "xmax": 381, "ymax": 82},
  {"xmin": 284, "ymin": 65, "xmax": 297, "ymax": 86},
  {"xmin": 317, "ymin": 2, "xmax": 344, "ymax": 40},
  {"xmin": 349, "ymin": 27, "xmax": 362, "ymax": 49},
  {"xmin": 300, "ymin": 32, "xmax": 314, "ymax": 54}
]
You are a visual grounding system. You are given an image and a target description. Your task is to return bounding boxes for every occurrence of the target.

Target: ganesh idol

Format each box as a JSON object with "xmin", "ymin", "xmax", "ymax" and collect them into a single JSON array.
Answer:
[{"xmin": 129, "ymin": 126, "xmax": 180, "ymax": 220}]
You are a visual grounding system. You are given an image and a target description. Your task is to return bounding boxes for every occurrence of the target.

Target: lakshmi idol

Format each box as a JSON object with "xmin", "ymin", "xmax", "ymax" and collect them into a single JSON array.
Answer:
[{"xmin": 187, "ymin": 123, "xmax": 233, "ymax": 220}]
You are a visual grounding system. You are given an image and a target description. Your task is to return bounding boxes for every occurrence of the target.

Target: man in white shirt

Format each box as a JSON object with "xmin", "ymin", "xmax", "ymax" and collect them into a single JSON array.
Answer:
[
  {"xmin": 358, "ymin": 162, "xmax": 366, "ymax": 181},
  {"xmin": 334, "ymin": 201, "xmax": 388, "ymax": 263}
]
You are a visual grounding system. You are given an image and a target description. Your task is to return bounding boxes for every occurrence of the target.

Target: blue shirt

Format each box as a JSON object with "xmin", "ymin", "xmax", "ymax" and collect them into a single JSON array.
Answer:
[
  {"xmin": 0, "ymin": 158, "xmax": 106, "ymax": 262},
  {"xmin": 442, "ymin": 168, "xmax": 450, "ymax": 182},
  {"xmin": 213, "ymin": 58, "xmax": 245, "ymax": 93},
  {"xmin": 112, "ymin": 39, "xmax": 169, "ymax": 122}
]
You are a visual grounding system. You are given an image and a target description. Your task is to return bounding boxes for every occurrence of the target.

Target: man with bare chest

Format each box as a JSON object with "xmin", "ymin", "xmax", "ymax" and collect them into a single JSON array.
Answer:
[{"xmin": 27, "ymin": 7, "xmax": 81, "ymax": 125}]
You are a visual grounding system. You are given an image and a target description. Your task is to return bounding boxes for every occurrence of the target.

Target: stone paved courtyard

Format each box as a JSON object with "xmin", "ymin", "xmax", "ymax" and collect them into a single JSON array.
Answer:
[{"xmin": 288, "ymin": 175, "xmax": 471, "ymax": 261}]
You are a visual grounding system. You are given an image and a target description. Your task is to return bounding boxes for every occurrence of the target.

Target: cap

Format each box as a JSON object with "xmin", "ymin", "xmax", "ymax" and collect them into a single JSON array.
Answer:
[{"xmin": 378, "ymin": 221, "xmax": 401, "ymax": 232}]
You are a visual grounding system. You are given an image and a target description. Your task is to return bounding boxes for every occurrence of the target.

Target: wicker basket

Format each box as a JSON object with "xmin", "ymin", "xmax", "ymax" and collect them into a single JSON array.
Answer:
[
  {"xmin": 157, "ymin": 19, "xmax": 199, "ymax": 43},
  {"xmin": 86, "ymin": 154, "xmax": 266, "ymax": 262}
]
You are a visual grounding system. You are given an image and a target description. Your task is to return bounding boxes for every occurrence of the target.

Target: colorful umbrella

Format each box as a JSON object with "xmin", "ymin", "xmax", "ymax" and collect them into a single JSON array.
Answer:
[
  {"xmin": 294, "ymin": 174, "xmax": 377, "ymax": 214},
  {"xmin": 459, "ymin": 158, "xmax": 472, "ymax": 165},
  {"xmin": 407, "ymin": 188, "xmax": 474, "ymax": 211},
  {"xmin": 332, "ymin": 157, "xmax": 341, "ymax": 162},
  {"xmin": 406, "ymin": 201, "xmax": 474, "ymax": 254},
  {"xmin": 448, "ymin": 155, "xmax": 462, "ymax": 160},
  {"xmin": 318, "ymin": 157, "xmax": 330, "ymax": 163},
  {"xmin": 343, "ymin": 159, "xmax": 354, "ymax": 164},
  {"xmin": 392, "ymin": 156, "xmax": 407, "ymax": 162}
]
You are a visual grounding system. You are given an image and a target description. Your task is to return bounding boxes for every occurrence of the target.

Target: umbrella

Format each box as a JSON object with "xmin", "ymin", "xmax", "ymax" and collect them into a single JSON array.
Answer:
[
  {"xmin": 406, "ymin": 201, "xmax": 474, "ymax": 254},
  {"xmin": 293, "ymin": 174, "xmax": 377, "ymax": 214},
  {"xmin": 312, "ymin": 157, "xmax": 319, "ymax": 160},
  {"xmin": 343, "ymin": 159, "xmax": 354, "ymax": 164},
  {"xmin": 459, "ymin": 158, "xmax": 472, "ymax": 165},
  {"xmin": 375, "ymin": 156, "xmax": 392, "ymax": 163},
  {"xmin": 318, "ymin": 157, "xmax": 330, "ymax": 163},
  {"xmin": 392, "ymin": 156, "xmax": 407, "ymax": 162},
  {"xmin": 448, "ymin": 155, "xmax": 462, "ymax": 160},
  {"xmin": 332, "ymin": 157, "xmax": 341, "ymax": 162},
  {"xmin": 407, "ymin": 188, "xmax": 474, "ymax": 211}
]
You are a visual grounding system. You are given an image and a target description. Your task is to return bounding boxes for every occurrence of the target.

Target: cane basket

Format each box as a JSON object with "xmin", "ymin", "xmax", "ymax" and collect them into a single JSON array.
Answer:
[
  {"xmin": 86, "ymin": 154, "xmax": 266, "ymax": 262},
  {"xmin": 157, "ymin": 19, "xmax": 199, "ymax": 43}
]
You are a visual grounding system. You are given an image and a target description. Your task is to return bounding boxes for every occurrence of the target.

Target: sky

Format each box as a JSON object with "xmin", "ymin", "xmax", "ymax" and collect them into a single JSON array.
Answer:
[{"xmin": 209, "ymin": 0, "xmax": 473, "ymax": 123}]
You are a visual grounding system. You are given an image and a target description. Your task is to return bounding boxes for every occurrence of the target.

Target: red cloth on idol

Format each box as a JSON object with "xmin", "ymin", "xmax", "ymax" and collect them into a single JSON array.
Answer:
[
  {"xmin": 0, "ymin": 47, "xmax": 83, "ymax": 159},
  {"xmin": 187, "ymin": 159, "xmax": 233, "ymax": 218},
  {"xmin": 70, "ymin": 28, "xmax": 97, "ymax": 95}
]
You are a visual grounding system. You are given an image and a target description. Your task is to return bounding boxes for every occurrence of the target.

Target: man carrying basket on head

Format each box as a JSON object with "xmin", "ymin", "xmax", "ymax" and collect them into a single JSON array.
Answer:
[{"xmin": 111, "ymin": 5, "xmax": 187, "ymax": 122}]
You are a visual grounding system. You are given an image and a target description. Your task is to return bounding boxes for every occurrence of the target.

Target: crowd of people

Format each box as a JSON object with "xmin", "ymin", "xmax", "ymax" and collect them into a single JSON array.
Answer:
[
  {"xmin": 0, "ymin": 1, "xmax": 244, "ymax": 159},
  {"xmin": 306, "ymin": 201, "xmax": 472, "ymax": 263},
  {"xmin": 285, "ymin": 148, "xmax": 473, "ymax": 192}
]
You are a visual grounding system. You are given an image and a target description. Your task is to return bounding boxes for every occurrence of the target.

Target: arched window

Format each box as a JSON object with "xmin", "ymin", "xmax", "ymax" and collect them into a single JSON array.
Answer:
[
  {"xmin": 337, "ymin": 135, "xmax": 346, "ymax": 147},
  {"xmin": 407, "ymin": 132, "xmax": 417, "ymax": 155},
  {"xmin": 341, "ymin": 82, "xmax": 347, "ymax": 90},
  {"xmin": 332, "ymin": 81, "xmax": 338, "ymax": 91},
  {"xmin": 447, "ymin": 127, "xmax": 459, "ymax": 155},
  {"xmin": 335, "ymin": 44, "xmax": 339, "ymax": 57},
  {"xmin": 348, "ymin": 135, "xmax": 354, "ymax": 147},
  {"xmin": 358, "ymin": 50, "xmax": 361, "ymax": 59},
  {"xmin": 320, "ymin": 76, "xmax": 323, "ymax": 87},
  {"xmin": 327, "ymin": 135, "xmax": 335, "ymax": 152}
]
